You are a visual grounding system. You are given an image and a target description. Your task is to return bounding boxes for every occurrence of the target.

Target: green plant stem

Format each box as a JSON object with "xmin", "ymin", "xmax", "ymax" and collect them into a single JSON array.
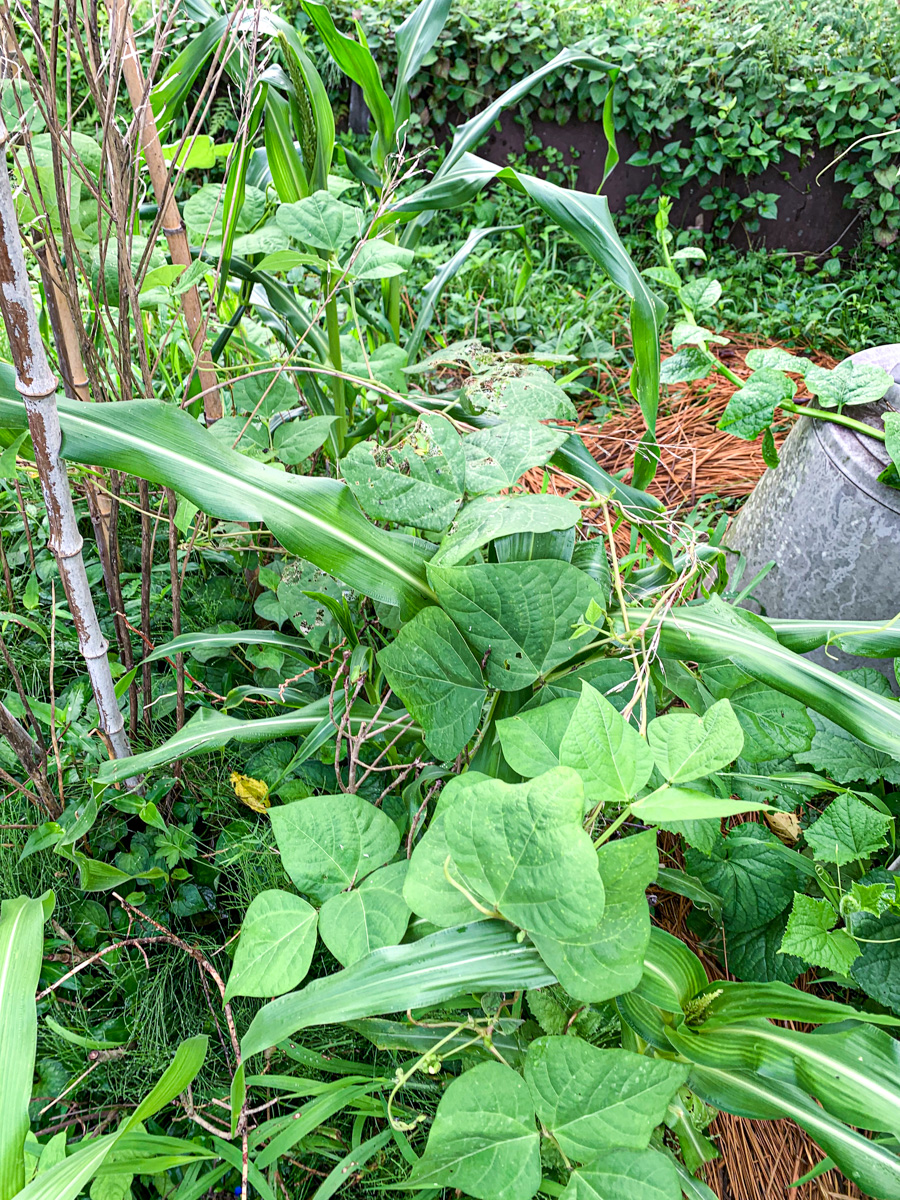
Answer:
[
  {"xmin": 594, "ymin": 804, "xmax": 632, "ymax": 847},
  {"xmin": 324, "ymin": 270, "xmax": 346, "ymax": 451},
  {"xmin": 780, "ymin": 399, "xmax": 887, "ymax": 441},
  {"xmin": 387, "ymin": 228, "xmax": 401, "ymax": 342}
]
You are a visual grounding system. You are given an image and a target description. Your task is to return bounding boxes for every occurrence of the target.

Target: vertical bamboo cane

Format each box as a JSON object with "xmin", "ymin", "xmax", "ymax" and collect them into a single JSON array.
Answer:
[
  {"xmin": 111, "ymin": 0, "xmax": 223, "ymax": 423},
  {"xmin": 0, "ymin": 127, "xmax": 138, "ymax": 780}
]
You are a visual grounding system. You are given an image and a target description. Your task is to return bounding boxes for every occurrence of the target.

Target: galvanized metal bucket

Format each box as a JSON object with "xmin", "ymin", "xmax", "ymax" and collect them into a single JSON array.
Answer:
[{"xmin": 726, "ymin": 344, "xmax": 900, "ymax": 684}]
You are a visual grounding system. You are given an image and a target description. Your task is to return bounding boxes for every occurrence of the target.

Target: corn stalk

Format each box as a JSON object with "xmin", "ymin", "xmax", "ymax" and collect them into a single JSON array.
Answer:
[
  {"xmin": 0, "ymin": 127, "xmax": 136, "ymax": 776},
  {"xmin": 110, "ymin": 0, "xmax": 223, "ymax": 423}
]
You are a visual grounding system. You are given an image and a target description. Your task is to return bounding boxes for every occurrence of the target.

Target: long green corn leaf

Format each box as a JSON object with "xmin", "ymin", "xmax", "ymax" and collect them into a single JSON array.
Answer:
[
  {"xmin": 669, "ymin": 1020, "xmax": 900, "ymax": 1135},
  {"xmin": 143, "ymin": 629, "xmax": 315, "ymax": 665},
  {"xmin": 0, "ymin": 393, "xmax": 435, "ymax": 614},
  {"xmin": 392, "ymin": 0, "xmax": 453, "ymax": 125},
  {"xmin": 241, "ymin": 920, "xmax": 556, "ymax": 1059},
  {"xmin": 695, "ymin": 979, "xmax": 900, "ymax": 1029},
  {"xmin": 0, "ymin": 896, "xmax": 46, "ymax": 1200},
  {"xmin": 96, "ymin": 698, "xmax": 418, "ymax": 784},
  {"xmin": 687, "ymin": 1065, "xmax": 900, "ymax": 1200},
  {"xmin": 766, "ymin": 617, "xmax": 900, "ymax": 658},
  {"xmin": 634, "ymin": 927, "xmax": 707, "ymax": 1012},
  {"xmin": 631, "ymin": 601, "xmax": 900, "ymax": 757},
  {"xmin": 17, "ymin": 1037, "xmax": 207, "ymax": 1200},
  {"xmin": 265, "ymin": 90, "xmax": 308, "ymax": 203}
]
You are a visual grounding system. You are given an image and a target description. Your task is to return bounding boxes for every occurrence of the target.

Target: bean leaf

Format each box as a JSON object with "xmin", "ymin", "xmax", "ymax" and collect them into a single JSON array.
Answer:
[{"xmin": 224, "ymin": 889, "xmax": 317, "ymax": 1001}]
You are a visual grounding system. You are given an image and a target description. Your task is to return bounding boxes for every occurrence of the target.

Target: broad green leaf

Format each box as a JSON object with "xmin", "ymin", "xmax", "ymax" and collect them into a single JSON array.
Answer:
[
  {"xmin": 631, "ymin": 786, "xmax": 764, "ymax": 822},
  {"xmin": 558, "ymin": 681, "xmax": 655, "ymax": 804},
  {"xmin": 341, "ymin": 415, "xmax": 466, "ymax": 531},
  {"xmin": 429, "ymin": 561, "xmax": 602, "ymax": 691},
  {"xmin": 463, "ymin": 363, "xmax": 577, "ymax": 422},
  {"xmin": 795, "ymin": 710, "xmax": 900, "ymax": 786},
  {"xmin": 726, "ymin": 915, "xmax": 804, "ymax": 984},
  {"xmin": 275, "ymin": 191, "xmax": 363, "ymax": 252},
  {"xmin": 780, "ymin": 893, "xmax": 860, "ymax": 974},
  {"xmin": 0, "ymin": 394, "xmax": 436, "ymax": 615},
  {"xmin": 0, "ymin": 895, "xmax": 47, "ymax": 1199},
  {"xmin": 679, "ymin": 276, "xmax": 721, "ymax": 311},
  {"xmin": 647, "ymin": 699, "xmax": 744, "ymax": 783},
  {"xmin": 431, "ymin": 493, "xmax": 581, "ymax": 568},
  {"xmin": 530, "ymin": 831, "xmax": 658, "ymax": 1002},
  {"xmin": 803, "ymin": 794, "xmax": 892, "ymax": 865},
  {"xmin": 241, "ymin": 920, "xmax": 556, "ymax": 1059},
  {"xmin": 804, "ymin": 361, "xmax": 893, "ymax": 409},
  {"xmin": 684, "ymin": 824, "xmax": 807, "ymax": 934},
  {"xmin": 717, "ymin": 369, "xmax": 796, "ymax": 440},
  {"xmin": 687, "ymin": 1065, "xmax": 900, "ymax": 1200},
  {"xmin": 232, "ymin": 366, "xmax": 297, "ymax": 418},
  {"xmin": 525, "ymin": 1037, "xmax": 687, "ymax": 1160},
  {"xmin": 728, "ymin": 683, "xmax": 815, "ymax": 762},
  {"xmin": 342, "ymin": 238, "xmax": 414, "ymax": 279},
  {"xmin": 887, "ymin": 412, "xmax": 900, "ymax": 476},
  {"xmin": 851, "ymin": 911, "xmax": 900, "ymax": 1011},
  {"xmin": 378, "ymin": 606, "xmax": 487, "ymax": 760},
  {"xmin": 496, "ymin": 697, "xmax": 577, "ymax": 777},
  {"xmin": 273, "ymin": 416, "xmax": 337, "ymax": 465},
  {"xmin": 444, "ymin": 769, "xmax": 604, "ymax": 940},
  {"xmin": 744, "ymin": 347, "xmax": 809, "ymax": 373},
  {"xmin": 318, "ymin": 861, "xmax": 410, "ymax": 965},
  {"xmin": 405, "ymin": 1062, "xmax": 541, "ymax": 1200},
  {"xmin": 269, "ymin": 793, "xmax": 400, "ymax": 904},
  {"xmin": 670, "ymin": 1019, "xmax": 900, "ymax": 1136},
  {"xmin": 404, "ymin": 776, "xmax": 492, "ymax": 926},
  {"xmin": 462, "ymin": 421, "xmax": 568, "ymax": 495},
  {"xmin": 671, "ymin": 322, "xmax": 728, "ymax": 348},
  {"xmin": 659, "ymin": 347, "xmax": 711, "ymax": 385},
  {"xmin": 183, "ymin": 182, "xmax": 265, "ymax": 241},
  {"xmin": 560, "ymin": 1149, "xmax": 681, "ymax": 1200},
  {"xmin": 224, "ymin": 889, "xmax": 317, "ymax": 1001}
]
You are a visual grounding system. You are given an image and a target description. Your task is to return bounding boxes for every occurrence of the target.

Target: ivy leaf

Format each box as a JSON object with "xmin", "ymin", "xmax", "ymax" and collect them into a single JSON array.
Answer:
[
  {"xmin": 804, "ymin": 361, "xmax": 894, "ymax": 409},
  {"xmin": 318, "ymin": 861, "xmax": 410, "ymax": 966},
  {"xmin": 560, "ymin": 1148, "xmax": 681, "ymax": 1200},
  {"xmin": 275, "ymin": 191, "xmax": 363, "ymax": 252},
  {"xmin": 444, "ymin": 769, "xmax": 605, "ymax": 940},
  {"xmin": 224, "ymin": 889, "xmax": 317, "ymax": 1001},
  {"xmin": 685, "ymin": 824, "xmax": 807, "ymax": 933},
  {"xmin": 795, "ymin": 710, "xmax": 900, "ymax": 786},
  {"xmin": 431, "ymin": 494, "xmax": 581, "ymax": 568},
  {"xmin": 429, "ymin": 561, "xmax": 603, "ymax": 691},
  {"xmin": 462, "ymin": 363, "xmax": 577, "ymax": 422},
  {"xmin": 405, "ymin": 1061, "xmax": 541, "ymax": 1200},
  {"xmin": 341, "ymin": 414, "xmax": 466, "ymax": 531},
  {"xmin": 530, "ymin": 831, "xmax": 658, "ymax": 1002},
  {"xmin": 496, "ymin": 697, "xmax": 577, "ymax": 778},
  {"xmin": 525, "ymin": 1037, "xmax": 688, "ymax": 1160},
  {"xmin": 558, "ymin": 682, "xmax": 655, "ymax": 805},
  {"xmin": 378, "ymin": 606, "xmax": 487, "ymax": 761},
  {"xmin": 803, "ymin": 794, "xmax": 892, "ymax": 866},
  {"xmin": 659, "ymin": 347, "xmax": 711, "ymax": 385},
  {"xmin": 462, "ymin": 422, "xmax": 569, "ymax": 495},
  {"xmin": 647, "ymin": 699, "xmax": 744, "ymax": 783},
  {"xmin": 729, "ymin": 684, "xmax": 815, "ymax": 762},
  {"xmin": 780, "ymin": 893, "xmax": 861, "ymax": 975},
  {"xmin": 718, "ymin": 369, "xmax": 796, "ymax": 440},
  {"xmin": 269, "ymin": 794, "xmax": 400, "ymax": 904}
]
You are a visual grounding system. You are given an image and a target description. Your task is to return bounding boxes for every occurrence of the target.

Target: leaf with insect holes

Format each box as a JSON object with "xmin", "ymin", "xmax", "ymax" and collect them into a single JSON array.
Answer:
[
  {"xmin": 462, "ymin": 363, "xmax": 577, "ymax": 422},
  {"xmin": 804, "ymin": 361, "xmax": 894, "ymax": 409},
  {"xmin": 317, "ymin": 861, "xmax": 410, "ymax": 965},
  {"xmin": 802, "ymin": 794, "xmax": 892, "ymax": 866},
  {"xmin": 647, "ymin": 699, "xmax": 744, "ymax": 783},
  {"xmin": 530, "ymin": 831, "xmax": 658, "ymax": 1002},
  {"xmin": 341, "ymin": 414, "xmax": 466, "ymax": 531},
  {"xmin": 405, "ymin": 1061, "xmax": 541, "ymax": 1200},
  {"xmin": 525, "ymin": 1037, "xmax": 688, "ymax": 1160},
  {"xmin": 224, "ymin": 889, "xmax": 317, "ymax": 1000},
  {"xmin": 462, "ymin": 421, "xmax": 569, "ymax": 495},
  {"xmin": 659, "ymin": 347, "xmax": 711, "ymax": 385},
  {"xmin": 718, "ymin": 369, "xmax": 796, "ymax": 440},
  {"xmin": 275, "ymin": 192, "xmax": 363, "ymax": 252},
  {"xmin": 378, "ymin": 606, "xmax": 487, "ymax": 761},
  {"xmin": 780, "ymin": 893, "xmax": 861, "ymax": 974},
  {"xmin": 269, "ymin": 794, "xmax": 400, "ymax": 904},
  {"xmin": 428, "ymin": 560, "xmax": 604, "ymax": 691},
  {"xmin": 558, "ymin": 681, "xmax": 654, "ymax": 806},
  {"xmin": 442, "ymin": 769, "xmax": 605, "ymax": 940},
  {"xmin": 496, "ymin": 697, "xmax": 577, "ymax": 777}
]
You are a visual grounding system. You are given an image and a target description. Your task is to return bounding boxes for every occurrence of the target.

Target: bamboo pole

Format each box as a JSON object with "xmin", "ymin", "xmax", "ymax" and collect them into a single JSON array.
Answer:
[
  {"xmin": 111, "ymin": 0, "xmax": 223, "ymax": 423},
  {"xmin": 0, "ymin": 126, "xmax": 139, "ymax": 781}
]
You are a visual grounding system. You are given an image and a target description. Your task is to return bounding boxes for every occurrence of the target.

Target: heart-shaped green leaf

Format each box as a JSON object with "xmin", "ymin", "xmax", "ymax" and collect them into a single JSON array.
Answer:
[
  {"xmin": 647, "ymin": 699, "xmax": 744, "ymax": 783},
  {"xmin": 224, "ymin": 889, "xmax": 317, "ymax": 1001},
  {"xmin": 559, "ymin": 681, "xmax": 655, "ymax": 805},
  {"xmin": 318, "ymin": 861, "xmax": 410, "ymax": 965}
]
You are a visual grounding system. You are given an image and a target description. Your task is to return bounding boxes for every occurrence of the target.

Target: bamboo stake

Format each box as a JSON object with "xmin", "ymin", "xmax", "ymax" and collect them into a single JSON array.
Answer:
[
  {"xmin": 0, "ymin": 126, "xmax": 139, "ymax": 782},
  {"xmin": 111, "ymin": 0, "xmax": 223, "ymax": 423}
]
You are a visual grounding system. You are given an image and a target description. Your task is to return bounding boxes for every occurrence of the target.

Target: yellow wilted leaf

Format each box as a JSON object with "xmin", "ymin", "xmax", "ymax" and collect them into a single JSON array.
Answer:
[
  {"xmin": 231, "ymin": 772, "xmax": 270, "ymax": 813},
  {"xmin": 765, "ymin": 810, "xmax": 801, "ymax": 845}
]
